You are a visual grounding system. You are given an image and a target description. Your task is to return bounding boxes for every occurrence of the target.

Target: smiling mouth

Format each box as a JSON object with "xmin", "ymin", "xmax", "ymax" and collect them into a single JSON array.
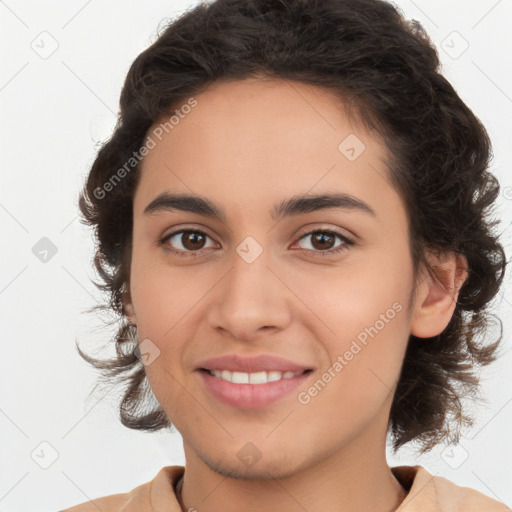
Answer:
[
  {"xmin": 197, "ymin": 367, "xmax": 314, "ymax": 409},
  {"xmin": 199, "ymin": 368, "xmax": 312, "ymax": 384}
]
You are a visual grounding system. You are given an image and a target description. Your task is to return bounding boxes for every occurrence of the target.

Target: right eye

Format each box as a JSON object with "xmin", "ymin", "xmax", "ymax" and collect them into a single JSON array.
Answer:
[{"xmin": 159, "ymin": 229, "xmax": 218, "ymax": 257}]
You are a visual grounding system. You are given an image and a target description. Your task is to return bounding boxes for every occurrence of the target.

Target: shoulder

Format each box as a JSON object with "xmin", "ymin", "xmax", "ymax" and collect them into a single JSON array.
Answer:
[
  {"xmin": 60, "ymin": 465, "xmax": 185, "ymax": 512},
  {"xmin": 393, "ymin": 465, "xmax": 511, "ymax": 512}
]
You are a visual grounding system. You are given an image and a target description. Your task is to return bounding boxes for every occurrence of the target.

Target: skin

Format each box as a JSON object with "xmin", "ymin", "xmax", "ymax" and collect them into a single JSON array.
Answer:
[{"xmin": 125, "ymin": 76, "xmax": 467, "ymax": 512}]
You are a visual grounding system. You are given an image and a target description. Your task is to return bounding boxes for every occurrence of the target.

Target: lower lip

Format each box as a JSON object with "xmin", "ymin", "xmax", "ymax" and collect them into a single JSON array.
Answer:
[{"xmin": 197, "ymin": 370, "xmax": 311, "ymax": 409}]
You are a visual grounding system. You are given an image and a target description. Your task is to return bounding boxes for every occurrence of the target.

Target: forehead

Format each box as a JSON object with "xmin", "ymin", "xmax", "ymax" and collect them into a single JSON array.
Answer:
[{"xmin": 134, "ymin": 77, "xmax": 399, "ymax": 222}]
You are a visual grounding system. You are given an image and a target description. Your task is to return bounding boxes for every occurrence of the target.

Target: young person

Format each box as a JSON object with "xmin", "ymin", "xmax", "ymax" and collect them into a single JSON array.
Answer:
[{"xmin": 63, "ymin": 0, "xmax": 509, "ymax": 510}]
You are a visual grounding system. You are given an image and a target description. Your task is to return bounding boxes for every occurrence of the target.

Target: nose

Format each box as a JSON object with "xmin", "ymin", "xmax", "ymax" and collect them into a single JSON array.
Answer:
[{"xmin": 207, "ymin": 250, "xmax": 292, "ymax": 342}]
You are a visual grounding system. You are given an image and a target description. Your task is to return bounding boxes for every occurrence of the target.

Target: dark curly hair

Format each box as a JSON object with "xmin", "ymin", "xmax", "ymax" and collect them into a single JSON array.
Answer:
[{"xmin": 77, "ymin": 0, "xmax": 508, "ymax": 453}]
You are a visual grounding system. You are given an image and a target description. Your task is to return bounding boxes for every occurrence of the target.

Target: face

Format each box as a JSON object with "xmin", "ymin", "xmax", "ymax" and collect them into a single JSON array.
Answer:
[{"xmin": 126, "ymin": 76, "xmax": 425, "ymax": 478}]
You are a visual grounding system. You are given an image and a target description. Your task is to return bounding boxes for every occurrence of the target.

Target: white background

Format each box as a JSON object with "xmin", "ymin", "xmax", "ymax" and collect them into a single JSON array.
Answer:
[{"xmin": 1, "ymin": 0, "xmax": 511, "ymax": 510}]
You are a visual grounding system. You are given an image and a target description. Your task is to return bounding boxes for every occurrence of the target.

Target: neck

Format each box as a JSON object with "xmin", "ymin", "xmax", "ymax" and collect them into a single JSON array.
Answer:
[{"xmin": 178, "ymin": 424, "xmax": 407, "ymax": 512}]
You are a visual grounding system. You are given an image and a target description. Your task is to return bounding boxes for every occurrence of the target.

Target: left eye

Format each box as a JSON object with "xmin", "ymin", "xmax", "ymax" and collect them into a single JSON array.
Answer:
[{"xmin": 294, "ymin": 230, "xmax": 353, "ymax": 255}]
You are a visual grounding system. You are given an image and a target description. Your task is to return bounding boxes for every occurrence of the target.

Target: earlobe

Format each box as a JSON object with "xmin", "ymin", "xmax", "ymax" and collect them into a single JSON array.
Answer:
[
  {"xmin": 123, "ymin": 295, "xmax": 137, "ymax": 326},
  {"xmin": 410, "ymin": 251, "xmax": 468, "ymax": 338},
  {"xmin": 125, "ymin": 302, "xmax": 137, "ymax": 326}
]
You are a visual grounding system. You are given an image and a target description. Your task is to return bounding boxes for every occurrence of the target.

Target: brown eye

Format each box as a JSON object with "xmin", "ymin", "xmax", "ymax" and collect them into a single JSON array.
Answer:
[
  {"xmin": 160, "ymin": 229, "xmax": 216, "ymax": 257},
  {"xmin": 180, "ymin": 231, "xmax": 207, "ymax": 250},
  {"xmin": 309, "ymin": 232, "xmax": 336, "ymax": 250},
  {"xmin": 295, "ymin": 229, "xmax": 354, "ymax": 256}
]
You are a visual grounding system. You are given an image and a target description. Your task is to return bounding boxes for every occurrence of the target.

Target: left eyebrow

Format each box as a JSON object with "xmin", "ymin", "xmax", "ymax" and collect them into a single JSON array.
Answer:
[{"xmin": 143, "ymin": 191, "xmax": 376, "ymax": 222}]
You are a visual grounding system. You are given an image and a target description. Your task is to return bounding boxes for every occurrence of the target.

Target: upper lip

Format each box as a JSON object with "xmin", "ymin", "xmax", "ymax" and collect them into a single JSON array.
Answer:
[{"xmin": 196, "ymin": 354, "xmax": 313, "ymax": 373}]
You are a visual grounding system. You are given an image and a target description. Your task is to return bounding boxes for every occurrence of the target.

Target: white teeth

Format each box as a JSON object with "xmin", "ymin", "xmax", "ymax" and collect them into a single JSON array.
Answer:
[
  {"xmin": 221, "ymin": 370, "xmax": 231, "ymax": 381},
  {"xmin": 209, "ymin": 369, "xmax": 304, "ymax": 384},
  {"xmin": 267, "ymin": 371, "xmax": 282, "ymax": 382},
  {"xmin": 232, "ymin": 371, "xmax": 249, "ymax": 384},
  {"xmin": 249, "ymin": 371, "xmax": 268, "ymax": 384}
]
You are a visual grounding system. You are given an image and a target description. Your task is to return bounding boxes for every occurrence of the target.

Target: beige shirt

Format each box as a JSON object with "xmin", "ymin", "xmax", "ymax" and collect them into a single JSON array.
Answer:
[{"xmin": 61, "ymin": 465, "xmax": 511, "ymax": 511}]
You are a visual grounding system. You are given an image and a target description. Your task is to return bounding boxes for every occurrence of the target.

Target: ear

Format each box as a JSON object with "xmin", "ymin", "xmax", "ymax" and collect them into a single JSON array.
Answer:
[
  {"xmin": 410, "ymin": 251, "xmax": 468, "ymax": 338},
  {"xmin": 125, "ymin": 302, "xmax": 137, "ymax": 326},
  {"xmin": 122, "ymin": 285, "xmax": 137, "ymax": 326}
]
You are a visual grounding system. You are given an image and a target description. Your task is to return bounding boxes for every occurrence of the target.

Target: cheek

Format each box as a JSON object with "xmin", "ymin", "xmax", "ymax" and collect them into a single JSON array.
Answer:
[
  {"xmin": 300, "ymin": 258, "xmax": 412, "ymax": 389},
  {"xmin": 130, "ymin": 247, "xmax": 206, "ymax": 338},
  {"xmin": 128, "ymin": 261, "xmax": 195, "ymax": 390},
  {"xmin": 298, "ymin": 305, "xmax": 410, "ymax": 436},
  {"xmin": 301, "ymin": 262, "xmax": 410, "ymax": 338}
]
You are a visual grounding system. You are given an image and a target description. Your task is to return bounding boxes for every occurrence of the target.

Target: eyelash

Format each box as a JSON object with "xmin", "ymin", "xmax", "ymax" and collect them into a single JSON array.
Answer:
[{"xmin": 158, "ymin": 228, "xmax": 354, "ymax": 258}]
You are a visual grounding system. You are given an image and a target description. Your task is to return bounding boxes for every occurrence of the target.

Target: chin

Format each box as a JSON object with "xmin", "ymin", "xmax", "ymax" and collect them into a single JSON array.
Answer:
[{"xmin": 198, "ymin": 449, "xmax": 306, "ymax": 481}]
